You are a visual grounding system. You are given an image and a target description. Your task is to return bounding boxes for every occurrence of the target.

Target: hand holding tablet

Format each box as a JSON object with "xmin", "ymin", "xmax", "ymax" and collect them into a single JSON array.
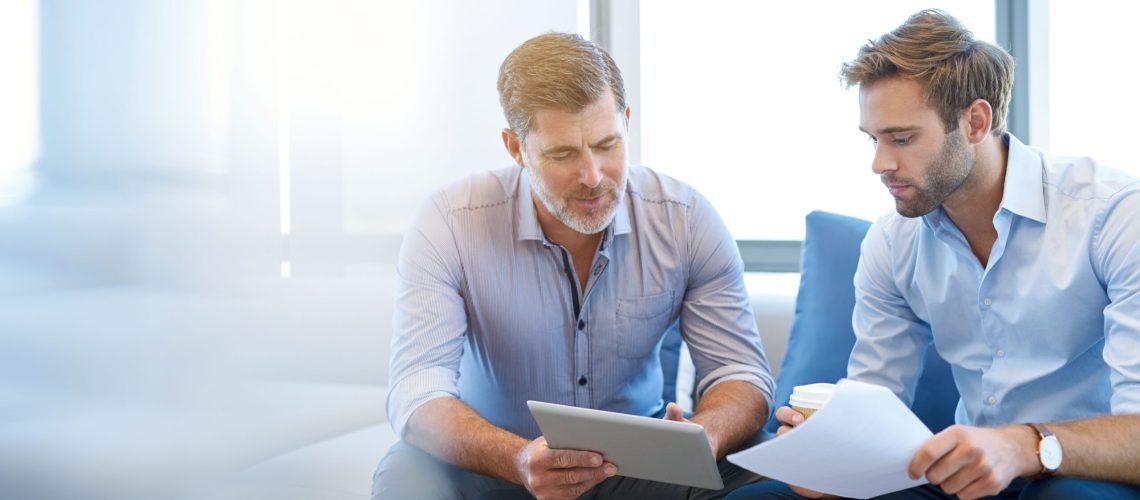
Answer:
[{"xmin": 527, "ymin": 401, "xmax": 724, "ymax": 490}]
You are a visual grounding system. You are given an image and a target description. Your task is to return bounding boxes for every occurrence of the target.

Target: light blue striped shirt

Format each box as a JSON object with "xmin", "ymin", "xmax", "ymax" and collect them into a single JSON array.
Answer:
[
  {"xmin": 387, "ymin": 165, "xmax": 774, "ymax": 439},
  {"xmin": 850, "ymin": 133, "xmax": 1140, "ymax": 427}
]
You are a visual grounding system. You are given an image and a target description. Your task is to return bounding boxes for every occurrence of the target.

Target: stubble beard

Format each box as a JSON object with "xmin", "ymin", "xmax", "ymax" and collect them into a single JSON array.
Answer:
[{"xmin": 893, "ymin": 130, "xmax": 976, "ymax": 218}]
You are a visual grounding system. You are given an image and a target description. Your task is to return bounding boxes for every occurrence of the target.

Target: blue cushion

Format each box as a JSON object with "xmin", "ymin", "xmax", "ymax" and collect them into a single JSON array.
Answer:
[{"xmin": 763, "ymin": 211, "xmax": 958, "ymax": 433}]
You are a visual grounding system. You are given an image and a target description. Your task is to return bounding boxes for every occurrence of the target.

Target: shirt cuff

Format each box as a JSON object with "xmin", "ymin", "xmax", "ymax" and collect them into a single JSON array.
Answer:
[
  {"xmin": 696, "ymin": 364, "xmax": 777, "ymax": 422},
  {"xmin": 1111, "ymin": 384, "xmax": 1140, "ymax": 416},
  {"xmin": 386, "ymin": 366, "xmax": 460, "ymax": 438}
]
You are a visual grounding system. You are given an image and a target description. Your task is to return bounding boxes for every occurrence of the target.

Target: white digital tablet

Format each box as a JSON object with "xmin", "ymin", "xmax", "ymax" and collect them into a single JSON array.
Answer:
[{"xmin": 527, "ymin": 400, "xmax": 724, "ymax": 490}]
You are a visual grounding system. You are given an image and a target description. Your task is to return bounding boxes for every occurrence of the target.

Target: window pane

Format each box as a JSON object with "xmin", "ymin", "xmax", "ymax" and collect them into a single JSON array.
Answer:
[
  {"xmin": 641, "ymin": 1, "xmax": 995, "ymax": 240},
  {"xmin": 0, "ymin": 0, "xmax": 38, "ymax": 205},
  {"xmin": 1048, "ymin": 1, "xmax": 1138, "ymax": 172}
]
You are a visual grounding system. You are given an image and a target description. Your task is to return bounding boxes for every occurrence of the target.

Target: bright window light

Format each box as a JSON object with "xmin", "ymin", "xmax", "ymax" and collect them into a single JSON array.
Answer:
[
  {"xmin": 1048, "ymin": 0, "xmax": 1139, "ymax": 173},
  {"xmin": 0, "ymin": 0, "xmax": 39, "ymax": 205},
  {"xmin": 641, "ymin": 1, "xmax": 994, "ymax": 240},
  {"xmin": 577, "ymin": 0, "xmax": 591, "ymax": 39}
]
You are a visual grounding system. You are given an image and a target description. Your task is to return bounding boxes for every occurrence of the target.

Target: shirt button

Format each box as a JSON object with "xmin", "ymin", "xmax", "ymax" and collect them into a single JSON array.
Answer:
[
  {"xmin": 578, "ymin": 376, "xmax": 587, "ymax": 386},
  {"xmin": 983, "ymin": 298, "xmax": 993, "ymax": 306},
  {"xmin": 986, "ymin": 396, "xmax": 997, "ymax": 405},
  {"xmin": 577, "ymin": 319, "xmax": 586, "ymax": 330},
  {"xmin": 996, "ymin": 349, "xmax": 1006, "ymax": 358}
]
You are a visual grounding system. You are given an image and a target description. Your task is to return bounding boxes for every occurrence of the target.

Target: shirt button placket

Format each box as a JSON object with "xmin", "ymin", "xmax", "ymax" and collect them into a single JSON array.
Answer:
[{"xmin": 574, "ymin": 311, "xmax": 590, "ymax": 406}]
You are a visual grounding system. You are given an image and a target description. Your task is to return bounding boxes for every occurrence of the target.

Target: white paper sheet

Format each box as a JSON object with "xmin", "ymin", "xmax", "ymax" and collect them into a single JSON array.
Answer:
[{"xmin": 728, "ymin": 379, "xmax": 933, "ymax": 498}]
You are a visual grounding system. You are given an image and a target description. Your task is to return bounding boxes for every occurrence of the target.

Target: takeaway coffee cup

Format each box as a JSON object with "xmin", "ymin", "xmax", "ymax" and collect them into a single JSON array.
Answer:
[{"xmin": 788, "ymin": 382, "xmax": 836, "ymax": 419}]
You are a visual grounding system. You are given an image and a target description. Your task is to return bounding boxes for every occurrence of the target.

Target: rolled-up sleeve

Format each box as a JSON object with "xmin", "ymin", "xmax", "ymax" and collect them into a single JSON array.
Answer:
[
  {"xmin": 386, "ymin": 195, "xmax": 469, "ymax": 438},
  {"xmin": 848, "ymin": 219, "xmax": 933, "ymax": 407},
  {"xmin": 1093, "ymin": 186, "xmax": 1140, "ymax": 416},
  {"xmin": 680, "ymin": 192, "xmax": 775, "ymax": 419}
]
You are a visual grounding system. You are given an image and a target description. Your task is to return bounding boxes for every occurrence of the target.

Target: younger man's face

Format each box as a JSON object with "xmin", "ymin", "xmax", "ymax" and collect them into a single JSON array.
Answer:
[{"xmin": 859, "ymin": 77, "xmax": 975, "ymax": 218}]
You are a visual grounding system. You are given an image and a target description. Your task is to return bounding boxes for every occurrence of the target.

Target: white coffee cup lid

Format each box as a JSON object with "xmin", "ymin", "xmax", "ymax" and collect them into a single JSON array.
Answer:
[{"xmin": 789, "ymin": 382, "xmax": 836, "ymax": 410}]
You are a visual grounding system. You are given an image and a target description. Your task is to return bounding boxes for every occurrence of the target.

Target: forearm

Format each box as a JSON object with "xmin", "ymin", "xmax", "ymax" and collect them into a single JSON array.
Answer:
[
  {"xmin": 1045, "ymin": 414, "xmax": 1140, "ymax": 483},
  {"xmin": 690, "ymin": 380, "xmax": 768, "ymax": 460},
  {"xmin": 404, "ymin": 396, "xmax": 529, "ymax": 484}
]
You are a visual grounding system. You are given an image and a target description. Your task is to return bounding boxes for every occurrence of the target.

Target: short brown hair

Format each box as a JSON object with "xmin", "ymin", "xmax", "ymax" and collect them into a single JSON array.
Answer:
[
  {"xmin": 497, "ymin": 32, "xmax": 626, "ymax": 142},
  {"xmin": 840, "ymin": 9, "xmax": 1014, "ymax": 135}
]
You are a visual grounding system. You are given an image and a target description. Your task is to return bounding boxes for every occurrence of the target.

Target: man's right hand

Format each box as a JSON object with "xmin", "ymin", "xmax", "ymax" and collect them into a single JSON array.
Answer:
[
  {"xmin": 774, "ymin": 406, "xmax": 832, "ymax": 499},
  {"xmin": 514, "ymin": 436, "xmax": 617, "ymax": 499}
]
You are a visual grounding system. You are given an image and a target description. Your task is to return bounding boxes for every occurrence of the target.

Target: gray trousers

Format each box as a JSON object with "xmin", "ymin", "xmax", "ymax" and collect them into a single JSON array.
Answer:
[{"xmin": 372, "ymin": 440, "xmax": 762, "ymax": 500}]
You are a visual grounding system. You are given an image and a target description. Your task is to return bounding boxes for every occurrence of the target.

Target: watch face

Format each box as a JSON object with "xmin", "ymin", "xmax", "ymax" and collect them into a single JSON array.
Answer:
[{"xmin": 1040, "ymin": 435, "xmax": 1063, "ymax": 470}]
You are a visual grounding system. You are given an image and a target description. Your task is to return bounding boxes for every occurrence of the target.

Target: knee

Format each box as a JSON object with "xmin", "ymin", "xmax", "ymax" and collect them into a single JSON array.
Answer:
[{"xmin": 372, "ymin": 441, "xmax": 458, "ymax": 500}]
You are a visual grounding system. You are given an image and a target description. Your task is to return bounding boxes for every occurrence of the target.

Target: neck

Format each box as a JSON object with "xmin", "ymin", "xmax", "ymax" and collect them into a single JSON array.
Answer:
[{"xmin": 942, "ymin": 133, "xmax": 1009, "ymax": 233}]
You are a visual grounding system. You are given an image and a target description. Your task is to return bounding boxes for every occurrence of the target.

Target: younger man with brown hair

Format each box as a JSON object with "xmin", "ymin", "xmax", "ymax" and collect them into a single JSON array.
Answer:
[{"xmin": 730, "ymin": 9, "xmax": 1140, "ymax": 500}]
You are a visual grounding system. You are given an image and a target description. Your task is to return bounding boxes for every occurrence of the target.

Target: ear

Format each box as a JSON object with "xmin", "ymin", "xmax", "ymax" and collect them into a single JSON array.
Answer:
[
  {"xmin": 501, "ymin": 128, "xmax": 526, "ymax": 168},
  {"xmin": 624, "ymin": 104, "xmax": 631, "ymax": 126},
  {"xmin": 962, "ymin": 99, "xmax": 993, "ymax": 144}
]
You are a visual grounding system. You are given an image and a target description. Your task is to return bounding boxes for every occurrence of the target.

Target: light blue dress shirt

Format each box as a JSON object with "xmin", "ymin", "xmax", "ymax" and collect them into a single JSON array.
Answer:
[
  {"xmin": 850, "ymin": 133, "xmax": 1140, "ymax": 427},
  {"xmin": 387, "ymin": 165, "xmax": 774, "ymax": 439}
]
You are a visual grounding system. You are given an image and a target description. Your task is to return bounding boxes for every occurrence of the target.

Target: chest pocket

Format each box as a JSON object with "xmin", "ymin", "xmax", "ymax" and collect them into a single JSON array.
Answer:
[{"xmin": 615, "ymin": 290, "xmax": 676, "ymax": 359}]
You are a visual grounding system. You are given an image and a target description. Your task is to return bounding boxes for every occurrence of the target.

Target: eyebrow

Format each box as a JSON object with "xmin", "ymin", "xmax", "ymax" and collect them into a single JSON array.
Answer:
[
  {"xmin": 859, "ymin": 126, "xmax": 921, "ymax": 135},
  {"xmin": 541, "ymin": 134, "xmax": 621, "ymax": 156}
]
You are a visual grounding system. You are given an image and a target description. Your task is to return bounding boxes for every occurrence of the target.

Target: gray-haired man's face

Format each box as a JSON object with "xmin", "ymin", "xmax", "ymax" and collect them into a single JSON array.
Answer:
[{"xmin": 522, "ymin": 91, "xmax": 630, "ymax": 235}]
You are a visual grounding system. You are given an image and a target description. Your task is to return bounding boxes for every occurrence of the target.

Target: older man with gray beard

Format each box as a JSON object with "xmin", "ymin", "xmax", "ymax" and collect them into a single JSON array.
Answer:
[{"xmin": 374, "ymin": 32, "xmax": 774, "ymax": 500}]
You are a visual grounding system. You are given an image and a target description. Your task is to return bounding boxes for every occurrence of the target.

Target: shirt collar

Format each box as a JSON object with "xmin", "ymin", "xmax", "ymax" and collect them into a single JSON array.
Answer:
[
  {"xmin": 997, "ymin": 132, "xmax": 1047, "ymax": 224},
  {"xmin": 516, "ymin": 168, "xmax": 632, "ymax": 247},
  {"xmin": 517, "ymin": 168, "xmax": 544, "ymax": 242},
  {"xmin": 922, "ymin": 132, "xmax": 1047, "ymax": 230}
]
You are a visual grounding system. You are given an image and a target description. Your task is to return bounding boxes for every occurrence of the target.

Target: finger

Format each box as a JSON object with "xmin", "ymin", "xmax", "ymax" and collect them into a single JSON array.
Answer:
[
  {"xmin": 543, "ymin": 448, "xmax": 604, "ymax": 469},
  {"xmin": 775, "ymin": 406, "xmax": 804, "ymax": 426},
  {"xmin": 933, "ymin": 456, "xmax": 988, "ymax": 494},
  {"xmin": 925, "ymin": 442, "xmax": 982, "ymax": 487},
  {"xmin": 953, "ymin": 471, "xmax": 1005, "ymax": 500},
  {"xmin": 664, "ymin": 402, "xmax": 685, "ymax": 422},
  {"xmin": 562, "ymin": 469, "xmax": 614, "ymax": 500},
  {"xmin": 554, "ymin": 464, "xmax": 612, "ymax": 486},
  {"xmin": 545, "ymin": 463, "xmax": 616, "ymax": 499},
  {"xmin": 909, "ymin": 428, "xmax": 964, "ymax": 480},
  {"xmin": 776, "ymin": 424, "xmax": 792, "ymax": 437}
]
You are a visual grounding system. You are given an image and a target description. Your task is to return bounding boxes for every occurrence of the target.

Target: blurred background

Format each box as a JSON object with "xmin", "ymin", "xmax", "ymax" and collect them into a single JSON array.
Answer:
[{"xmin": 1, "ymin": 1, "xmax": 1135, "ymax": 498}]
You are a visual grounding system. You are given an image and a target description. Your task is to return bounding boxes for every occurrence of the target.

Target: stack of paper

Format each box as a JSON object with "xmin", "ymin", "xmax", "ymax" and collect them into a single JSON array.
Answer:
[{"xmin": 728, "ymin": 379, "xmax": 933, "ymax": 499}]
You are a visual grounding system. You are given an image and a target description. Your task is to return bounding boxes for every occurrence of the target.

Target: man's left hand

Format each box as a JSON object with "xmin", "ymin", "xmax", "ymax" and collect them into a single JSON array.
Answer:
[
  {"xmin": 663, "ymin": 402, "xmax": 719, "ymax": 458},
  {"xmin": 908, "ymin": 424, "xmax": 1037, "ymax": 500}
]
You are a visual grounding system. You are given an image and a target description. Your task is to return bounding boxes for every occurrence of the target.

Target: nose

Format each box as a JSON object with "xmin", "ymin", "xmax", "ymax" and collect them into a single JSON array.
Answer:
[
  {"xmin": 870, "ymin": 144, "xmax": 897, "ymax": 176},
  {"xmin": 579, "ymin": 151, "xmax": 604, "ymax": 188}
]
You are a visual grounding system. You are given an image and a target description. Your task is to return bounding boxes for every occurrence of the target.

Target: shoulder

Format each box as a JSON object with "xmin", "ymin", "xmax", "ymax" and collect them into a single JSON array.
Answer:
[
  {"xmin": 1041, "ymin": 149, "xmax": 1140, "ymax": 203},
  {"xmin": 866, "ymin": 210, "xmax": 924, "ymax": 249},
  {"xmin": 625, "ymin": 165, "xmax": 704, "ymax": 211},
  {"xmin": 429, "ymin": 166, "xmax": 521, "ymax": 215}
]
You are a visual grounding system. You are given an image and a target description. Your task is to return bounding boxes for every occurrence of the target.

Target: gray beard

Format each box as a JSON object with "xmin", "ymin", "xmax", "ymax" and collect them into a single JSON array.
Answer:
[{"xmin": 529, "ymin": 167, "xmax": 626, "ymax": 235}]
